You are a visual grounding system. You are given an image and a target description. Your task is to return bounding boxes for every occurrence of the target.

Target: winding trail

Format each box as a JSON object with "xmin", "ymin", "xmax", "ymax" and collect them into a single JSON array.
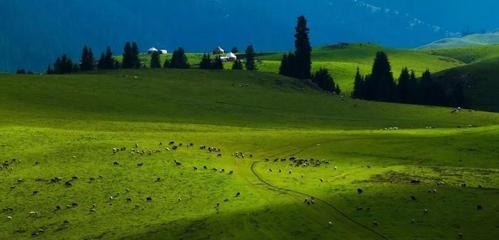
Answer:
[{"xmin": 248, "ymin": 138, "xmax": 390, "ymax": 240}]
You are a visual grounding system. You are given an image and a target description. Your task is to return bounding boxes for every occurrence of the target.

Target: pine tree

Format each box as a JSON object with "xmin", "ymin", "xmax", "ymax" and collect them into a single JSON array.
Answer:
[
  {"xmin": 367, "ymin": 51, "xmax": 397, "ymax": 101},
  {"xmin": 407, "ymin": 70, "xmax": 419, "ymax": 103},
  {"xmin": 397, "ymin": 67, "xmax": 411, "ymax": 103},
  {"xmin": 245, "ymin": 45, "xmax": 256, "ymax": 71},
  {"xmin": 150, "ymin": 51, "xmax": 161, "ymax": 68},
  {"xmin": 294, "ymin": 16, "xmax": 312, "ymax": 79},
  {"xmin": 212, "ymin": 56, "xmax": 224, "ymax": 70},
  {"xmin": 352, "ymin": 67, "xmax": 365, "ymax": 99},
  {"xmin": 199, "ymin": 54, "xmax": 212, "ymax": 69},
  {"xmin": 98, "ymin": 47, "xmax": 116, "ymax": 70},
  {"xmin": 419, "ymin": 70, "xmax": 434, "ymax": 105},
  {"xmin": 80, "ymin": 46, "xmax": 94, "ymax": 71},
  {"xmin": 231, "ymin": 47, "xmax": 239, "ymax": 53},
  {"xmin": 232, "ymin": 59, "xmax": 243, "ymax": 70},
  {"xmin": 131, "ymin": 42, "xmax": 140, "ymax": 68},
  {"xmin": 53, "ymin": 54, "xmax": 73, "ymax": 74},
  {"xmin": 312, "ymin": 68, "xmax": 336, "ymax": 93},
  {"xmin": 169, "ymin": 48, "xmax": 190, "ymax": 69},
  {"xmin": 122, "ymin": 42, "xmax": 133, "ymax": 69}
]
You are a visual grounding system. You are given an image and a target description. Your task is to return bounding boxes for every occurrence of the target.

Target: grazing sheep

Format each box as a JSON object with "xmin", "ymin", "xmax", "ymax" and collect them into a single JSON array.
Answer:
[
  {"xmin": 126, "ymin": 197, "xmax": 132, "ymax": 202},
  {"xmin": 320, "ymin": 178, "xmax": 324, "ymax": 182},
  {"xmin": 411, "ymin": 219, "xmax": 416, "ymax": 224},
  {"xmin": 477, "ymin": 204, "xmax": 483, "ymax": 210},
  {"xmin": 169, "ymin": 141, "xmax": 174, "ymax": 145},
  {"xmin": 7, "ymin": 216, "xmax": 12, "ymax": 220},
  {"xmin": 146, "ymin": 197, "xmax": 152, "ymax": 202},
  {"xmin": 220, "ymin": 169, "xmax": 225, "ymax": 173},
  {"xmin": 216, "ymin": 203, "xmax": 220, "ymax": 208},
  {"xmin": 217, "ymin": 154, "xmax": 222, "ymax": 157},
  {"xmin": 156, "ymin": 177, "xmax": 161, "ymax": 182},
  {"xmin": 229, "ymin": 170, "xmax": 233, "ymax": 175},
  {"xmin": 268, "ymin": 169, "xmax": 272, "ymax": 172},
  {"xmin": 64, "ymin": 181, "xmax": 72, "ymax": 187},
  {"xmin": 28, "ymin": 211, "xmax": 39, "ymax": 217},
  {"xmin": 109, "ymin": 196, "xmax": 114, "ymax": 201},
  {"xmin": 235, "ymin": 192, "xmax": 240, "ymax": 197},
  {"xmin": 200, "ymin": 145, "xmax": 206, "ymax": 150},
  {"xmin": 177, "ymin": 197, "xmax": 182, "ymax": 202},
  {"xmin": 357, "ymin": 188, "xmax": 363, "ymax": 194},
  {"xmin": 137, "ymin": 163, "xmax": 144, "ymax": 167},
  {"xmin": 458, "ymin": 233, "xmax": 463, "ymax": 239},
  {"xmin": 174, "ymin": 160, "xmax": 182, "ymax": 166},
  {"xmin": 193, "ymin": 167, "xmax": 198, "ymax": 170},
  {"xmin": 372, "ymin": 221, "xmax": 378, "ymax": 227},
  {"xmin": 32, "ymin": 191, "xmax": 39, "ymax": 195},
  {"xmin": 113, "ymin": 161, "xmax": 120, "ymax": 166},
  {"xmin": 424, "ymin": 209, "xmax": 429, "ymax": 214},
  {"xmin": 328, "ymin": 221, "xmax": 333, "ymax": 227},
  {"xmin": 203, "ymin": 166, "xmax": 207, "ymax": 170}
]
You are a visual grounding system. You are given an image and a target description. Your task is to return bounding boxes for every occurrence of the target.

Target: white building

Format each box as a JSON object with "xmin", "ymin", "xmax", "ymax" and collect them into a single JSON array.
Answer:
[
  {"xmin": 148, "ymin": 47, "xmax": 159, "ymax": 54},
  {"xmin": 213, "ymin": 46, "xmax": 225, "ymax": 55}
]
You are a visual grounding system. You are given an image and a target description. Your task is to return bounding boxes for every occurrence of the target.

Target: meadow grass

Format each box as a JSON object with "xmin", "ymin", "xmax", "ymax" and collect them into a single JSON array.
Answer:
[{"xmin": 1, "ymin": 69, "xmax": 498, "ymax": 239}]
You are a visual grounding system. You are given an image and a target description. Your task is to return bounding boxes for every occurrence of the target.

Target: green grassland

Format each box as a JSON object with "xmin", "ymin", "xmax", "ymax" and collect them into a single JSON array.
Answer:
[{"xmin": 1, "ymin": 69, "xmax": 499, "ymax": 240}]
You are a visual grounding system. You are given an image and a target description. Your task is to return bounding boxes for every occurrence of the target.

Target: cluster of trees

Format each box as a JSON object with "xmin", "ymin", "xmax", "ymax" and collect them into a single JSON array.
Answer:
[
  {"xmin": 200, "ymin": 54, "xmax": 224, "ymax": 70},
  {"xmin": 312, "ymin": 68, "xmax": 341, "ymax": 94},
  {"xmin": 279, "ymin": 16, "xmax": 340, "ymax": 94},
  {"xmin": 352, "ymin": 51, "xmax": 466, "ymax": 107},
  {"xmin": 47, "ymin": 42, "xmax": 258, "ymax": 74}
]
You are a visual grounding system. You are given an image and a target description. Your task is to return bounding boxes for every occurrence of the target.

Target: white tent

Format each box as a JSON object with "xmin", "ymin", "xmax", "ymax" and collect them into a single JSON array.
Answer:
[
  {"xmin": 148, "ymin": 47, "xmax": 158, "ymax": 54},
  {"xmin": 160, "ymin": 49, "xmax": 168, "ymax": 54},
  {"xmin": 213, "ymin": 46, "xmax": 225, "ymax": 54},
  {"xmin": 227, "ymin": 52, "xmax": 237, "ymax": 61}
]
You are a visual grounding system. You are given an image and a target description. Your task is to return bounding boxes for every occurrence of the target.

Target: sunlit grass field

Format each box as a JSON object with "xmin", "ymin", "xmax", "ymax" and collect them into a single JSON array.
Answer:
[{"xmin": 1, "ymin": 69, "xmax": 498, "ymax": 239}]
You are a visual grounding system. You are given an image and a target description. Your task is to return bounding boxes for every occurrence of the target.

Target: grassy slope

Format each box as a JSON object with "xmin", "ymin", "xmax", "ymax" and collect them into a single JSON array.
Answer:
[
  {"xmin": 1, "ymin": 70, "xmax": 499, "ymax": 240},
  {"xmin": 433, "ymin": 57, "xmax": 499, "ymax": 112},
  {"xmin": 423, "ymin": 44, "xmax": 499, "ymax": 64}
]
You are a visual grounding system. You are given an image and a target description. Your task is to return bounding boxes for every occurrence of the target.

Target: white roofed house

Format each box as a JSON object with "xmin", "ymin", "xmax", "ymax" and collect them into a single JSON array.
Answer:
[
  {"xmin": 148, "ymin": 47, "xmax": 159, "ymax": 54},
  {"xmin": 227, "ymin": 52, "xmax": 237, "ymax": 61},
  {"xmin": 160, "ymin": 49, "xmax": 168, "ymax": 54},
  {"xmin": 213, "ymin": 46, "xmax": 225, "ymax": 55}
]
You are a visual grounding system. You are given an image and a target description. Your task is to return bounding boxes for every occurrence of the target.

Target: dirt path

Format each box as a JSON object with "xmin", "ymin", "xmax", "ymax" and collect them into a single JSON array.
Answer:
[{"xmin": 248, "ymin": 139, "xmax": 390, "ymax": 240}]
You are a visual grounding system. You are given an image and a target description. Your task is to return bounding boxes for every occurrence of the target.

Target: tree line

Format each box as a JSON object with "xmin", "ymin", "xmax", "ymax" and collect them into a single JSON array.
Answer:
[
  {"xmin": 278, "ymin": 16, "xmax": 341, "ymax": 94},
  {"xmin": 47, "ymin": 43, "xmax": 258, "ymax": 74},
  {"xmin": 352, "ymin": 51, "xmax": 466, "ymax": 107}
]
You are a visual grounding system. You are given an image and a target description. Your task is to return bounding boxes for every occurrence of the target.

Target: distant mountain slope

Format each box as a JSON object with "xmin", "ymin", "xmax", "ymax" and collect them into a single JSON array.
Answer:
[
  {"xmin": 419, "ymin": 32, "xmax": 499, "ymax": 49},
  {"xmin": 434, "ymin": 57, "xmax": 499, "ymax": 112},
  {"xmin": 423, "ymin": 44, "xmax": 499, "ymax": 64},
  {"xmin": 0, "ymin": 0, "xmax": 461, "ymax": 72}
]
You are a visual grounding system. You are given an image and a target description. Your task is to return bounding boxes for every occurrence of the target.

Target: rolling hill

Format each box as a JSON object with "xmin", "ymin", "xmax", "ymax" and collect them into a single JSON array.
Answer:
[
  {"xmin": 434, "ymin": 57, "xmax": 499, "ymax": 112},
  {"xmin": 1, "ymin": 69, "xmax": 499, "ymax": 239},
  {"xmin": 419, "ymin": 32, "xmax": 499, "ymax": 49}
]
